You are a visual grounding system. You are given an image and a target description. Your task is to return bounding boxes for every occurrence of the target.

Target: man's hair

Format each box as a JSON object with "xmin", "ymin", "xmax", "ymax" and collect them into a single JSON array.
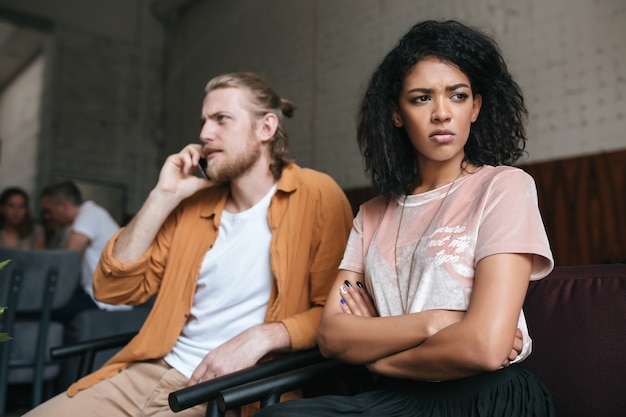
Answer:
[
  {"xmin": 40, "ymin": 181, "xmax": 83, "ymax": 205},
  {"xmin": 357, "ymin": 20, "xmax": 528, "ymax": 199},
  {"xmin": 205, "ymin": 72, "xmax": 296, "ymax": 179}
]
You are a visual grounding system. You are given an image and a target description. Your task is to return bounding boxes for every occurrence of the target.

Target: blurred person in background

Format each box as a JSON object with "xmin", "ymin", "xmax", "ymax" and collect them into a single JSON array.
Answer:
[
  {"xmin": 0, "ymin": 186, "xmax": 45, "ymax": 249},
  {"xmin": 39, "ymin": 181, "xmax": 132, "ymax": 321}
]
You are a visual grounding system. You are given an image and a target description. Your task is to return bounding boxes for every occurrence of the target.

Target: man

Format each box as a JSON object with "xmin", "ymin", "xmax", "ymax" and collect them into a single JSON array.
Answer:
[
  {"xmin": 39, "ymin": 181, "xmax": 131, "ymax": 319},
  {"xmin": 26, "ymin": 72, "xmax": 353, "ymax": 416}
]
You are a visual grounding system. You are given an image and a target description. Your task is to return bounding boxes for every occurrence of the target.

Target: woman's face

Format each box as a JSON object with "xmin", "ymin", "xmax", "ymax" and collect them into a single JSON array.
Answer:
[
  {"xmin": 1, "ymin": 194, "xmax": 28, "ymax": 226},
  {"xmin": 391, "ymin": 56, "xmax": 482, "ymax": 169}
]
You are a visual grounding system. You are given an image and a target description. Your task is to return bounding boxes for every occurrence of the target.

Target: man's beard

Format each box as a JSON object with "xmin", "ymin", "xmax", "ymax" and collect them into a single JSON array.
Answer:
[{"xmin": 205, "ymin": 140, "xmax": 263, "ymax": 183}]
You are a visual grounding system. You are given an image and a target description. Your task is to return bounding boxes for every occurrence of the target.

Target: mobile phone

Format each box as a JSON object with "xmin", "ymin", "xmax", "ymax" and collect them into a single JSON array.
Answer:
[{"xmin": 198, "ymin": 158, "xmax": 211, "ymax": 181}]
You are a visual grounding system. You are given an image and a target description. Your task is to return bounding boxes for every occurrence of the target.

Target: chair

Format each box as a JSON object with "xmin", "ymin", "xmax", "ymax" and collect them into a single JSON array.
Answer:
[
  {"xmin": 0, "ymin": 248, "xmax": 81, "ymax": 414},
  {"xmin": 54, "ymin": 301, "xmax": 154, "ymax": 391},
  {"xmin": 49, "ymin": 335, "xmax": 366, "ymax": 417},
  {"xmin": 168, "ymin": 349, "xmax": 364, "ymax": 416},
  {"xmin": 50, "ymin": 331, "xmax": 137, "ymax": 382}
]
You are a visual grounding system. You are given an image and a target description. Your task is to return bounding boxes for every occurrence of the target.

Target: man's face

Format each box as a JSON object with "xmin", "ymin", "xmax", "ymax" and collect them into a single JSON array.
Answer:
[
  {"xmin": 198, "ymin": 87, "xmax": 264, "ymax": 183},
  {"xmin": 40, "ymin": 196, "xmax": 71, "ymax": 227}
]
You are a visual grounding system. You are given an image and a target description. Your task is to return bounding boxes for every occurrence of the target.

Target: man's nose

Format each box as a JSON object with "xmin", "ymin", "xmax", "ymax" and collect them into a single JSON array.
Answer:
[{"xmin": 199, "ymin": 120, "xmax": 215, "ymax": 143}]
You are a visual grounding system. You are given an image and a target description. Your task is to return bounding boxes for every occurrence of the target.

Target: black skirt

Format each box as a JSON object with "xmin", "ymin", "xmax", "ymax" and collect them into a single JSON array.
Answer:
[{"xmin": 255, "ymin": 366, "xmax": 555, "ymax": 417}]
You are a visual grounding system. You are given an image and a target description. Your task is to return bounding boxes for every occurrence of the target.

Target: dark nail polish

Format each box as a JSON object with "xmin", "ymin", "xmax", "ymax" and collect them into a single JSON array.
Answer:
[
  {"xmin": 344, "ymin": 280, "xmax": 352, "ymax": 288},
  {"xmin": 356, "ymin": 281, "xmax": 364, "ymax": 289}
]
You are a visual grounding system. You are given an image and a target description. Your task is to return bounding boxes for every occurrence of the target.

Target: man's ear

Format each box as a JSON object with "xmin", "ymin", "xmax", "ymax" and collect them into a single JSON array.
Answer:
[{"xmin": 258, "ymin": 112, "xmax": 279, "ymax": 142}]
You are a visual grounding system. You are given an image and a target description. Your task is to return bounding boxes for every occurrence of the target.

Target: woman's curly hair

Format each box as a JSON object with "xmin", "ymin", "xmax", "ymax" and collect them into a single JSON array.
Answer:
[{"xmin": 357, "ymin": 20, "xmax": 527, "ymax": 199}]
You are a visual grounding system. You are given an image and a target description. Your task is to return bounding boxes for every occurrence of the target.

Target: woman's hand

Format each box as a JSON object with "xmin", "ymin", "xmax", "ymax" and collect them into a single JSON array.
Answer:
[
  {"xmin": 338, "ymin": 279, "xmax": 378, "ymax": 317},
  {"xmin": 502, "ymin": 328, "xmax": 524, "ymax": 367}
]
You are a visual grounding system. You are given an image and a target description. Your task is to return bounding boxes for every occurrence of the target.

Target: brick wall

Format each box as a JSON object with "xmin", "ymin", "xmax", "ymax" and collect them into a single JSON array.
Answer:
[
  {"xmin": 0, "ymin": 55, "xmax": 43, "ymax": 199},
  {"xmin": 39, "ymin": 24, "xmax": 163, "ymax": 216},
  {"xmin": 163, "ymin": 0, "xmax": 626, "ymax": 191},
  {"xmin": 0, "ymin": 0, "xmax": 164, "ymax": 218},
  {"xmin": 1, "ymin": 0, "xmax": 624, "ymax": 219}
]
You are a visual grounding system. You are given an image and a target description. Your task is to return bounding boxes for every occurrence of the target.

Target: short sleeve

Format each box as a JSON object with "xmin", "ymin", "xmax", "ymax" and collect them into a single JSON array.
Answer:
[
  {"xmin": 475, "ymin": 169, "xmax": 554, "ymax": 280},
  {"xmin": 339, "ymin": 208, "xmax": 365, "ymax": 274}
]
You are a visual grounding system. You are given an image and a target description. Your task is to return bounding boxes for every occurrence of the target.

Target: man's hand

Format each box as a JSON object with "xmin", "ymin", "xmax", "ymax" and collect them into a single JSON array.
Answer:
[
  {"xmin": 112, "ymin": 144, "xmax": 213, "ymax": 263},
  {"xmin": 187, "ymin": 322, "xmax": 290, "ymax": 386},
  {"xmin": 155, "ymin": 144, "xmax": 214, "ymax": 200}
]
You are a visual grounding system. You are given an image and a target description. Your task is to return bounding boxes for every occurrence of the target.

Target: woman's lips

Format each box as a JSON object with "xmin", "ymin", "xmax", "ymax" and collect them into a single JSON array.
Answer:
[{"xmin": 430, "ymin": 130, "xmax": 454, "ymax": 143}]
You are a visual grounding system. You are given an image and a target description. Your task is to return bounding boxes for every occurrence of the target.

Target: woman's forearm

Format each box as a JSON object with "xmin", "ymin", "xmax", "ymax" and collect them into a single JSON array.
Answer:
[{"xmin": 318, "ymin": 309, "xmax": 462, "ymax": 364}]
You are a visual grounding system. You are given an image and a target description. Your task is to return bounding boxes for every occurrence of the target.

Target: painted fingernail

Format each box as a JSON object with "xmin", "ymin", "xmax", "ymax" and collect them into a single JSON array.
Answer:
[
  {"xmin": 356, "ymin": 281, "xmax": 364, "ymax": 289},
  {"xmin": 340, "ymin": 286, "xmax": 348, "ymax": 294},
  {"xmin": 340, "ymin": 298, "xmax": 346, "ymax": 305},
  {"xmin": 344, "ymin": 280, "xmax": 352, "ymax": 288}
]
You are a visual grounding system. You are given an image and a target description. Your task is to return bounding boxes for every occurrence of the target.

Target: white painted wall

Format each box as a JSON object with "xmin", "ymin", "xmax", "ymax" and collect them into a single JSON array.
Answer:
[
  {"xmin": 0, "ymin": 0, "xmax": 162, "ymax": 47},
  {"xmin": 0, "ymin": 54, "xmax": 44, "ymax": 198},
  {"xmin": 163, "ymin": 0, "xmax": 626, "ymax": 189},
  {"xmin": 0, "ymin": 0, "xmax": 165, "ymax": 215},
  {"xmin": 0, "ymin": 0, "xmax": 624, "ymax": 215}
]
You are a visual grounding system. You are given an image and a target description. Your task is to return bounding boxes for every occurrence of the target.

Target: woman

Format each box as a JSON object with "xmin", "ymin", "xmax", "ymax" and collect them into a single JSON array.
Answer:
[
  {"xmin": 257, "ymin": 20, "xmax": 555, "ymax": 416},
  {"xmin": 0, "ymin": 187, "xmax": 45, "ymax": 249}
]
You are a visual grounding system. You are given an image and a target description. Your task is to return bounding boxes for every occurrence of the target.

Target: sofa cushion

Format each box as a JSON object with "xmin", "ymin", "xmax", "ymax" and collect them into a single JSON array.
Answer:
[{"xmin": 519, "ymin": 264, "xmax": 626, "ymax": 417}]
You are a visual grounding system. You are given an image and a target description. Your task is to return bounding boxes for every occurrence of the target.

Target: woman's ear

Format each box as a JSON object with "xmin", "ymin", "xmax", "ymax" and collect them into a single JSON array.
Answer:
[
  {"xmin": 471, "ymin": 93, "xmax": 482, "ymax": 122},
  {"xmin": 390, "ymin": 103, "xmax": 403, "ymax": 127}
]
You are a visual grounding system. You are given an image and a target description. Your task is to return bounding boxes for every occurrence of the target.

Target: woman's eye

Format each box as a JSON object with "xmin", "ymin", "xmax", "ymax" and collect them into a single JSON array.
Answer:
[
  {"xmin": 451, "ymin": 93, "xmax": 469, "ymax": 101},
  {"xmin": 411, "ymin": 96, "xmax": 430, "ymax": 103}
]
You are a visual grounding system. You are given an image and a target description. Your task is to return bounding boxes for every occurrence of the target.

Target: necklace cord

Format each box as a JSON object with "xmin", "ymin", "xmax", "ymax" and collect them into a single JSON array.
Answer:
[{"xmin": 393, "ymin": 169, "xmax": 463, "ymax": 313}]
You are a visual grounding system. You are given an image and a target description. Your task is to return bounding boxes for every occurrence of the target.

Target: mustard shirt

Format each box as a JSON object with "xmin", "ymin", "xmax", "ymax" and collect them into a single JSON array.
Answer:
[{"xmin": 68, "ymin": 163, "xmax": 353, "ymax": 397}]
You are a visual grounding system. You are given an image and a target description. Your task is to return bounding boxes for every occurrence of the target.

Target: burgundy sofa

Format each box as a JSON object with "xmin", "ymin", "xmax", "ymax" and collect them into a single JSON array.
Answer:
[
  {"xmin": 209, "ymin": 263, "xmax": 626, "ymax": 417},
  {"xmin": 518, "ymin": 263, "xmax": 626, "ymax": 417}
]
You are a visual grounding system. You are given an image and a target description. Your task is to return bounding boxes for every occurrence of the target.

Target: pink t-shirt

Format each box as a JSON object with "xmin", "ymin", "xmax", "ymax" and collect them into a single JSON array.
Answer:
[{"xmin": 340, "ymin": 165, "xmax": 554, "ymax": 362}]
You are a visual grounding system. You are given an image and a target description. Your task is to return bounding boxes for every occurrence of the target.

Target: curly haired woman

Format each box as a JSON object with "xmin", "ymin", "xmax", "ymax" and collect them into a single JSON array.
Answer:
[{"xmin": 258, "ymin": 20, "xmax": 555, "ymax": 417}]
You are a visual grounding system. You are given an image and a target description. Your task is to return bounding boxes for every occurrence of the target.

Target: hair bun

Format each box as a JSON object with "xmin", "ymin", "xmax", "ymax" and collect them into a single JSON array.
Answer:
[{"xmin": 280, "ymin": 98, "xmax": 297, "ymax": 118}]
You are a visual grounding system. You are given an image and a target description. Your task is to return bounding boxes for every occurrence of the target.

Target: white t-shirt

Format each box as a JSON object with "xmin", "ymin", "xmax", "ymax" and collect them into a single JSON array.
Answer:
[
  {"xmin": 164, "ymin": 184, "xmax": 276, "ymax": 378},
  {"xmin": 340, "ymin": 166, "xmax": 554, "ymax": 363},
  {"xmin": 72, "ymin": 200, "xmax": 130, "ymax": 311}
]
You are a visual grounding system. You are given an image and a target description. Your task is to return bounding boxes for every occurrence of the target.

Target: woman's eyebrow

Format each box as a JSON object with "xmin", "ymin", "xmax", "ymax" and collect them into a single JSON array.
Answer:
[{"xmin": 407, "ymin": 83, "xmax": 471, "ymax": 94}]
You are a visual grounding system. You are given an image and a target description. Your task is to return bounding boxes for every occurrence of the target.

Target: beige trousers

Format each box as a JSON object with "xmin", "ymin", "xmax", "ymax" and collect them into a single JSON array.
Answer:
[{"xmin": 23, "ymin": 359, "xmax": 207, "ymax": 417}]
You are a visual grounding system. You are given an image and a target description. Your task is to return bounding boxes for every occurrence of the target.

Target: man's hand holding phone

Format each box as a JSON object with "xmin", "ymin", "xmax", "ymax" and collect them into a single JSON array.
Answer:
[
  {"xmin": 112, "ymin": 143, "xmax": 212, "ymax": 263},
  {"xmin": 155, "ymin": 144, "xmax": 213, "ymax": 202}
]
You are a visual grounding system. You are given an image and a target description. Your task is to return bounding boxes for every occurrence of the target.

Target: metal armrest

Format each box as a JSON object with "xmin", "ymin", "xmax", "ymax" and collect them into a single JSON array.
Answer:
[
  {"xmin": 168, "ymin": 348, "xmax": 326, "ymax": 415},
  {"xmin": 49, "ymin": 331, "xmax": 137, "ymax": 379},
  {"xmin": 217, "ymin": 359, "xmax": 361, "ymax": 412}
]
